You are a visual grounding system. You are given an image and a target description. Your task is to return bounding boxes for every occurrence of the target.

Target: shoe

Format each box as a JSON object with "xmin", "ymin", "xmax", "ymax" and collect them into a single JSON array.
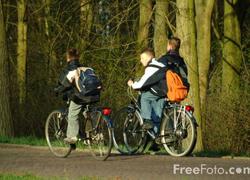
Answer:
[
  {"xmin": 149, "ymin": 143, "xmax": 160, "ymax": 152},
  {"xmin": 64, "ymin": 137, "xmax": 78, "ymax": 144},
  {"xmin": 142, "ymin": 120, "xmax": 153, "ymax": 130},
  {"xmin": 70, "ymin": 144, "xmax": 76, "ymax": 150}
]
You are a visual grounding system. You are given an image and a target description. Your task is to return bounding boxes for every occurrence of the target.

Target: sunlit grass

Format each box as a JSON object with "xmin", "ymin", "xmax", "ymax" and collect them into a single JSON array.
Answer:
[{"xmin": 0, "ymin": 136, "xmax": 47, "ymax": 146}]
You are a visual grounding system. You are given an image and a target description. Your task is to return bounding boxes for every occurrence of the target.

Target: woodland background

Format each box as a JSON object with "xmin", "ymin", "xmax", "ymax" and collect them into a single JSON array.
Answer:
[{"xmin": 0, "ymin": 0, "xmax": 249, "ymax": 154}]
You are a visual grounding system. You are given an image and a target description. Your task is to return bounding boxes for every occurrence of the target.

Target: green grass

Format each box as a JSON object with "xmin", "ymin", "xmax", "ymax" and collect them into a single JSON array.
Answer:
[
  {"xmin": 0, "ymin": 174, "xmax": 43, "ymax": 180},
  {"xmin": 0, "ymin": 136, "xmax": 47, "ymax": 146}
]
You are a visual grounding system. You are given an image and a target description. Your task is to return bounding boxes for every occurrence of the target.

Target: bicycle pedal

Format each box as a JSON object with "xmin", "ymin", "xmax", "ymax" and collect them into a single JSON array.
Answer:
[
  {"xmin": 147, "ymin": 130, "xmax": 156, "ymax": 139},
  {"xmin": 155, "ymin": 137, "xmax": 162, "ymax": 145}
]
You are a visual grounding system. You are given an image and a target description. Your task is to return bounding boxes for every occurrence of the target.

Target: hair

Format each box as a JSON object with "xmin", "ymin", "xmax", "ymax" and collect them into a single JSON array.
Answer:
[
  {"xmin": 140, "ymin": 48, "xmax": 155, "ymax": 58},
  {"xmin": 67, "ymin": 48, "xmax": 79, "ymax": 60},
  {"xmin": 168, "ymin": 37, "xmax": 181, "ymax": 52}
]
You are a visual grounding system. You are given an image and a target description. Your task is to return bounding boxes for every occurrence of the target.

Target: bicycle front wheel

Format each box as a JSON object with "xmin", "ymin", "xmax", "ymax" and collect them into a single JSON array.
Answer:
[
  {"xmin": 86, "ymin": 110, "xmax": 112, "ymax": 161},
  {"xmin": 45, "ymin": 110, "xmax": 72, "ymax": 158},
  {"xmin": 122, "ymin": 107, "xmax": 147, "ymax": 154},
  {"xmin": 160, "ymin": 107, "xmax": 197, "ymax": 157}
]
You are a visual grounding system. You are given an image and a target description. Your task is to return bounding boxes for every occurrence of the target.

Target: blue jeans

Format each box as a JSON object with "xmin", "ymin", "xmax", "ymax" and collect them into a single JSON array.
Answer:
[{"xmin": 140, "ymin": 91, "xmax": 165, "ymax": 133}]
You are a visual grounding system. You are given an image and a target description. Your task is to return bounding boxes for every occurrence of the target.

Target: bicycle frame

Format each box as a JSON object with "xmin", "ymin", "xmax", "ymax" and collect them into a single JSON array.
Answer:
[
  {"xmin": 82, "ymin": 105, "xmax": 113, "ymax": 134},
  {"xmin": 126, "ymin": 87, "xmax": 198, "ymax": 138},
  {"xmin": 164, "ymin": 103, "xmax": 198, "ymax": 132}
]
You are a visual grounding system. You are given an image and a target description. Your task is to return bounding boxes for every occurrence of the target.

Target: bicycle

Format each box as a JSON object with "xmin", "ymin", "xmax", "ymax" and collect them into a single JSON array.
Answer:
[
  {"xmin": 112, "ymin": 87, "xmax": 197, "ymax": 157},
  {"xmin": 45, "ymin": 101, "xmax": 113, "ymax": 161}
]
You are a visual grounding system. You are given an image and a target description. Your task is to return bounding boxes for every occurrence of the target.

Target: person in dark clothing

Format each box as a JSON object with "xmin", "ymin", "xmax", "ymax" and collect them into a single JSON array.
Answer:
[
  {"xmin": 158, "ymin": 37, "xmax": 189, "ymax": 89},
  {"xmin": 54, "ymin": 48, "xmax": 99, "ymax": 144}
]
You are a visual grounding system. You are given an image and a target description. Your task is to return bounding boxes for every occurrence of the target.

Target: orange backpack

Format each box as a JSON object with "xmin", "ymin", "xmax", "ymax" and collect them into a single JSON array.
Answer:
[{"xmin": 166, "ymin": 70, "xmax": 188, "ymax": 102}]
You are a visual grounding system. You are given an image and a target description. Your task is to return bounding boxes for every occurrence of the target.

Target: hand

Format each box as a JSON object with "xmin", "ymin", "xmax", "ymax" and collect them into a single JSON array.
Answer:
[
  {"xmin": 54, "ymin": 87, "xmax": 60, "ymax": 96},
  {"xmin": 127, "ymin": 79, "xmax": 134, "ymax": 87}
]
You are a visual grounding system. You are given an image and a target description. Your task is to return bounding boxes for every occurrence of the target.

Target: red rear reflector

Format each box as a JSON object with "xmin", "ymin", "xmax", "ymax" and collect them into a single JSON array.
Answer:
[
  {"xmin": 102, "ymin": 108, "xmax": 112, "ymax": 116},
  {"xmin": 185, "ymin": 105, "xmax": 194, "ymax": 113}
]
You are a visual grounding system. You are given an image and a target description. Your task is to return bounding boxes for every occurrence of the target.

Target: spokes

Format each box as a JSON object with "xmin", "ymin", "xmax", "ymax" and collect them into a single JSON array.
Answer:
[
  {"xmin": 123, "ymin": 111, "xmax": 145, "ymax": 154},
  {"xmin": 161, "ymin": 107, "xmax": 196, "ymax": 157},
  {"xmin": 87, "ymin": 112, "xmax": 112, "ymax": 161},
  {"xmin": 45, "ymin": 110, "xmax": 71, "ymax": 158}
]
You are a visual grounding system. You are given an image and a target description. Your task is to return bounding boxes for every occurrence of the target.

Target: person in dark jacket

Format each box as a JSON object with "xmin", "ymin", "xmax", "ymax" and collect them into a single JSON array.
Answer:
[
  {"xmin": 158, "ymin": 37, "xmax": 189, "ymax": 89},
  {"xmin": 127, "ymin": 48, "xmax": 166, "ymax": 131},
  {"xmin": 55, "ymin": 48, "xmax": 99, "ymax": 144}
]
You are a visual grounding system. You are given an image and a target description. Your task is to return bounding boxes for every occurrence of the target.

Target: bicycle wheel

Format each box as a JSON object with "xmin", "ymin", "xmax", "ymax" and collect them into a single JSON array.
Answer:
[
  {"xmin": 86, "ymin": 110, "xmax": 112, "ymax": 161},
  {"xmin": 122, "ymin": 107, "xmax": 147, "ymax": 154},
  {"xmin": 112, "ymin": 107, "xmax": 135, "ymax": 154},
  {"xmin": 160, "ymin": 106, "xmax": 197, "ymax": 157},
  {"xmin": 45, "ymin": 110, "xmax": 72, "ymax": 158}
]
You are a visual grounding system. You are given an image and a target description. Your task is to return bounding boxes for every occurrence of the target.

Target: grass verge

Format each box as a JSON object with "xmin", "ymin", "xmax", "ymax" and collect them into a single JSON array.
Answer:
[{"xmin": 0, "ymin": 136, "xmax": 47, "ymax": 146}]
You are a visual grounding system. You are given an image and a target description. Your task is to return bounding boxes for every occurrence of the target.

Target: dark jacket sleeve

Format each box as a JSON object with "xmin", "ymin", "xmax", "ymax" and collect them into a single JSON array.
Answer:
[{"xmin": 55, "ymin": 69, "xmax": 73, "ymax": 94}]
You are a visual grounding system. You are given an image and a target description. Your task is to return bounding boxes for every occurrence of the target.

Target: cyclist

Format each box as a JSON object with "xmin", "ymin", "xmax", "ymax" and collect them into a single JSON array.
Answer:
[
  {"xmin": 54, "ymin": 48, "xmax": 100, "ymax": 144},
  {"xmin": 127, "ymin": 48, "xmax": 166, "ymax": 132},
  {"xmin": 158, "ymin": 37, "xmax": 189, "ymax": 90}
]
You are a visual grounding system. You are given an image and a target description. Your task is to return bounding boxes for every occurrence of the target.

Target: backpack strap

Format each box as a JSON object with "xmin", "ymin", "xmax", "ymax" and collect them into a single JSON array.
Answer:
[{"xmin": 161, "ymin": 55, "xmax": 188, "ymax": 83}]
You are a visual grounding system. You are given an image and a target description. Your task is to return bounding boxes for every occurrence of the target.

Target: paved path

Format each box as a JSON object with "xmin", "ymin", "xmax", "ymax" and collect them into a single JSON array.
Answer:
[{"xmin": 0, "ymin": 144, "xmax": 249, "ymax": 180}]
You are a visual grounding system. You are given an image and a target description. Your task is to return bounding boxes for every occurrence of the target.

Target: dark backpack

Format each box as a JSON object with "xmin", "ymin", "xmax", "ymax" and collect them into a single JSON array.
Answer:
[{"xmin": 76, "ymin": 68, "xmax": 102, "ymax": 96}]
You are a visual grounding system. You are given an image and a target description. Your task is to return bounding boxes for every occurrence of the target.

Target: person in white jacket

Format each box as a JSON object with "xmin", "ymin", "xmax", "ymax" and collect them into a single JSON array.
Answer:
[{"xmin": 127, "ymin": 48, "xmax": 166, "ymax": 131}]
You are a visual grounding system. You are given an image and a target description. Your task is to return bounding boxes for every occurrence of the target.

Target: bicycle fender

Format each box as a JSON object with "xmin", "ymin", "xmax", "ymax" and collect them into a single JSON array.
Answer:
[{"xmin": 102, "ymin": 115, "xmax": 113, "ymax": 128}]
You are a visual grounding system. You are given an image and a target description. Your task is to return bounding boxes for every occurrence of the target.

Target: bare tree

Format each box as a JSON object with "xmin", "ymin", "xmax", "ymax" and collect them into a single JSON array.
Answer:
[
  {"xmin": 138, "ymin": 0, "xmax": 152, "ymax": 49},
  {"xmin": 17, "ymin": 0, "xmax": 27, "ymax": 104},
  {"xmin": 222, "ymin": 0, "xmax": 242, "ymax": 98},
  {"xmin": 176, "ymin": 0, "xmax": 203, "ymax": 151},
  {"xmin": 195, "ymin": 0, "xmax": 215, "ymax": 124},
  {"xmin": 80, "ymin": 0, "xmax": 93, "ymax": 52},
  {"xmin": 153, "ymin": 0, "xmax": 168, "ymax": 58},
  {"xmin": 0, "ymin": 0, "xmax": 13, "ymax": 136}
]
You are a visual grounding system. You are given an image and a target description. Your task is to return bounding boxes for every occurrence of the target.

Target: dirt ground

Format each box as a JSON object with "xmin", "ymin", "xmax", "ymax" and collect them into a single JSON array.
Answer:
[{"xmin": 0, "ymin": 144, "xmax": 249, "ymax": 180}]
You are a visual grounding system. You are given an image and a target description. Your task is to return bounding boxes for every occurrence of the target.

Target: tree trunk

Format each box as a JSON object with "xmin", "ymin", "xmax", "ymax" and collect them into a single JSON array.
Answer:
[
  {"xmin": 195, "ymin": 0, "xmax": 215, "ymax": 127},
  {"xmin": 136, "ymin": 0, "xmax": 153, "ymax": 76},
  {"xmin": 17, "ymin": 0, "xmax": 27, "ymax": 104},
  {"xmin": 44, "ymin": 0, "xmax": 50, "ymax": 38},
  {"xmin": 137, "ymin": 0, "xmax": 152, "ymax": 49},
  {"xmin": 176, "ymin": 0, "xmax": 203, "ymax": 151},
  {"xmin": 43, "ymin": 0, "xmax": 57, "ymax": 84},
  {"xmin": 80, "ymin": 0, "xmax": 93, "ymax": 53},
  {"xmin": 222, "ymin": 0, "xmax": 242, "ymax": 97},
  {"xmin": 0, "ymin": 0, "xmax": 13, "ymax": 136},
  {"xmin": 153, "ymin": 0, "xmax": 168, "ymax": 58}
]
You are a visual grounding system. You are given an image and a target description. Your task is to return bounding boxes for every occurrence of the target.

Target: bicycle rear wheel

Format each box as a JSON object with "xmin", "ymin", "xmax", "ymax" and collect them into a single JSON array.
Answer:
[
  {"xmin": 45, "ymin": 110, "xmax": 72, "ymax": 158},
  {"xmin": 86, "ymin": 110, "xmax": 112, "ymax": 161},
  {"xmin": 122, "ymin": 107, "xmax": 147, "ymax": 154},
  {"xmin": 160, "ymin": 107, "xmax": 197, "ymax": 157}
]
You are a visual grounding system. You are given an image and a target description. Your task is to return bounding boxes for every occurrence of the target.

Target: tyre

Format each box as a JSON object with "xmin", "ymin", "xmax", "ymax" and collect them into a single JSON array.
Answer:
[
  {"xmin": 112, "ymin": 107, "xmax": 135, "ymax": 154},
  {"xmin": 86, "ymin": 110, "xmax": 113, "ymax": 161},
  {"xmin": 160, "ymin": 107, "xmax": 197, "ymax": 157},
  {"xmin": 45, "ymin": 110, "xmax": 72, "ymax": 158},
  {"xmin": 122, "ymin": 107, "xmax": 147, "ymax": 154}
]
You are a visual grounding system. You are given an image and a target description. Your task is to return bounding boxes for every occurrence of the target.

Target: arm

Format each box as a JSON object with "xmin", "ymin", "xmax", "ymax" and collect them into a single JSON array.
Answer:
[{"xmin": 131, "ymin": 66, "xmax": 161, "ymax": 90}]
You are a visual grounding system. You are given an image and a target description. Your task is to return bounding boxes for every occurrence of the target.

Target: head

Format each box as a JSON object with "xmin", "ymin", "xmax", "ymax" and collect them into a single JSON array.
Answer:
[
  {"xmin": 167, "ymin": 37, "xmax": 181, "ymax": 52},
  {"xmin": 140, "ymin": 48, "xmax": 155, "ymax": 67},
  {"xmin": 66, "ymin": 48, "xmax": 79, "ymax": 62}
]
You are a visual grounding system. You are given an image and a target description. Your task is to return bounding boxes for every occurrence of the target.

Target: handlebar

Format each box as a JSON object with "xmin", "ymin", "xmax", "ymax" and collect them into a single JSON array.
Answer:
[{"xmin": 127, "ymin": 86, "xmax": 139, "ymax": 104}]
